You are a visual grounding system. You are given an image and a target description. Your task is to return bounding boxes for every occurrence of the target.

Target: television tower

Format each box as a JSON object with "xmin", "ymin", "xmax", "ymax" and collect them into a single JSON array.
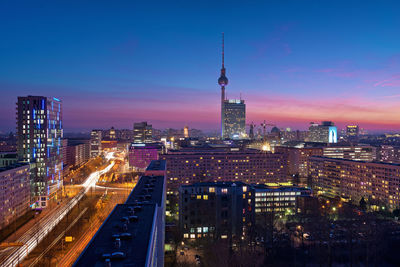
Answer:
[{"xmin": 218, "ymin": 33, "xmax": 228, "ymax": 138}]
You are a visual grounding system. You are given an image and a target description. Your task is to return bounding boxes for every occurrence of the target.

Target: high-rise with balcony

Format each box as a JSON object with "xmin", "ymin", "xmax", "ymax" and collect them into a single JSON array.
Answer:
[{"xmin": 17, "ymin": 96, "xmax": 63, "ymax": 208}]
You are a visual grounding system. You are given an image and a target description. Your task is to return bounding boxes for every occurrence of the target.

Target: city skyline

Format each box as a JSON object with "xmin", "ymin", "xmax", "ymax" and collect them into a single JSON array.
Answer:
[{"xmin": 2, "ymin": 1, "xmax": 400, "ymax": 132}]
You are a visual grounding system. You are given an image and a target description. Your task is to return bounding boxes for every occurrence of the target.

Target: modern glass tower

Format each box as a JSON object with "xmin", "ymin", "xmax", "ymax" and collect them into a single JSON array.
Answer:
[{"xmin": 17, "ymin": 96, "xmax": 63, "ymax": 208}]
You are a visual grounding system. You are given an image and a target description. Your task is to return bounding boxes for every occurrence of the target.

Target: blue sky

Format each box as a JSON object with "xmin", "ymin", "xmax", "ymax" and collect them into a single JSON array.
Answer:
[{"xmin": 1, "ymin": 1, "xmax": 400, "ymax": 132}]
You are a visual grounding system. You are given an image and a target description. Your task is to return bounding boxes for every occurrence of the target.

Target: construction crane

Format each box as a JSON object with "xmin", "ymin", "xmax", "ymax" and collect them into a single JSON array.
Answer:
[
  {"xmin": 260, "ymin": 120, "xmax": 276, "ymax": 142},
  {"xmin": 246, "ymin": 122, "xmax": 256, "ymax": 140}
]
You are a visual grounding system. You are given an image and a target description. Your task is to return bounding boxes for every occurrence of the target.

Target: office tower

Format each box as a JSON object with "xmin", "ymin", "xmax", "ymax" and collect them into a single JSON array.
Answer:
[
  {"xmin": 0, "ymin": 163, "xmax": 30, "ymax": 231},
  {"xmin": 309, "ymin": 156, "xmax": 400, "ymax": 211},
  {"xmin": 179, "ymin": 181, "xmax": 253, "ymax": 241},
  {"xmin": 74, "ymin": 160, "xmax": 166, "ymax": 267},
  {"xmin": 133, "ymin": 122, "xmax": 153, "ymax": 143},
  {"xmin": 223, "ymin": 99, "xmax": 246, "ymax": 139},
  {"xmin": 218, "ymin": 34, "xmax": 247, "ymax": 140},
  {"xmin": 17, "ymin": 96, "xmax": 63, "ymax": 208},
  {"xmin": 0, "ymin": 152, "xmax": 18, "ymax": 167},
  {"xmin": 90, "ymin": 130, "xmax": 102, "ymax": 157},
  {"xmin": 161, "ymin": 147, "xmax": 288, "ymax": 192},
  {"xmin": 323, "ymin": 144, "xmax": 376, "ymax": 161},
  {"xmin": 308, "ymin": 121, "xmax": 337, "ymax": 143}
]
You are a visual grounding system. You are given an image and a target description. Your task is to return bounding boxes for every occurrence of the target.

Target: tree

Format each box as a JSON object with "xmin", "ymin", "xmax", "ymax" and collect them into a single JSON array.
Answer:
[{"xmin": 359, "ymin": 197, "xmax": 367, "ymax": 211}]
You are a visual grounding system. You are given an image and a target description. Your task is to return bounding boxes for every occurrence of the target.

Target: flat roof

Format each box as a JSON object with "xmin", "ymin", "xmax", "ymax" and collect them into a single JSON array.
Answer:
[
  {"xmin": 74, "ymin": 174, "xmax": 165, "ymax": 266},
  {"xmin": 145, "ymin": 160, "xmax": 166, "ymax": 172},
  {"xmin": 74, "ymin": 203, "xmax": 156, "ymax": 267},
  {"xmin": 310, "ymin": 156, "xmax": 400, "ymax": 167}
]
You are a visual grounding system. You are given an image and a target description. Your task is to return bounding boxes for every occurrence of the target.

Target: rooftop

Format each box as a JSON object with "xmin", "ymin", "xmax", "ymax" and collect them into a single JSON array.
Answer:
[{"xmin": 74, "ymin": 173, "xmax": 165, "ymax": 267}]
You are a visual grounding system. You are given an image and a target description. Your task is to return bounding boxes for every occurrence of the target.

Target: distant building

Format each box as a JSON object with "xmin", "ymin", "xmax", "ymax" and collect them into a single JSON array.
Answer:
[
  {"xmin": 0, "ymin": 152, "xmax": 18, "ymax": 167},
  {"xmin": 74, "ymin": 160, "xmax": 166, "ymax": 267},
  {"xmin": 0, "ymin": 163, "xmax": 30, "ymax": 230},
  {"xmin": 133, "ymin": 122, "xmax": 153, "ymax": 143},
  {"xmin": 179, "ymin": 181, "xmax": 253, "ymax": 241},
  {"xmin": 308, "ymin": 121, "xmax": 337, "ymax": 143},
  {"xmin": 90, "ymin": 130, "xmax": 102, "ymax": 157},
  {"xmin": 17, "ymin": 96, "xmax": 63, "ymax": 208},
  {"xmin": 66, "ymin": 140, "xmax": 90, "ymax": 167},
  {"xmin": 346, "ymin": 125, "xmax": 359, "ymax": 137},
  {"xmin": 309, "ymin": 156, "xmax": 400, "ymax": 211},
  {"xmin": 379, "ymin": 145, "xmax": 400, "ymax": 164},
  {"xmin": 183, "ymin": 126, "xmax": 189, "ymax": 138},
  {"xmin": 323, "ymin": 145, "xmax": 376, "ymax": 162},
  {"xmin": 128, "ymin": 143, "xmax": 160, "ymax": 169},
  {"xmin": 162, "ymin": 147, "xmax": 288, "ymax": 192}
]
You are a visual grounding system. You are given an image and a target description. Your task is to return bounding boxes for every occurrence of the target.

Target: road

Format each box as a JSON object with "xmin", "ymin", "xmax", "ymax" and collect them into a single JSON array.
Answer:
[{"xmin": 0, "ymin": 153, "xmax": 115, "ymax": 267}]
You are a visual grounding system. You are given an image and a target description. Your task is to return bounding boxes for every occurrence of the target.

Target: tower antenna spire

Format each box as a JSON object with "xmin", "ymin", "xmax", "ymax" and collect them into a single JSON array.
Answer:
[{"xmin": 222, "ymin": 32, "xmax": 224, "ymax": 68}]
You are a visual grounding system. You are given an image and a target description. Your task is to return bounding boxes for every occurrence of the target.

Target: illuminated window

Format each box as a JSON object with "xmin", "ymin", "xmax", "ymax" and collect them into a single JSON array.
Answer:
[
  {"xmin": 222, "ymin": 188, "xmax": 228, "ymax": 194},
  {"xmin": 190, "ymin": 234, "xmax": 195, "ymax": 239},
  {"xmin": 209, "ymin": 187, "xmax": 215, "ymax": 193},
  {"xmin": 184, "ymin": 233, "xmax": 189, "ymax": 238},
  {"xmin": 197, "ymin": 195, "xmax": 201, "ymax": 200},
  {"xmin": 221, "ymin": 235, "xmax": 228, "ymax": 239},
  {"xmin": 197, "ymin": 227, "xmax": 202, "ymax": 233},
  {"xmin": 203, "ymin": 227, "xmax": 208, "ymax": 233},
  {"xmin": 203, "ymin": 195, "xmax": 208, "ymax": 200}
]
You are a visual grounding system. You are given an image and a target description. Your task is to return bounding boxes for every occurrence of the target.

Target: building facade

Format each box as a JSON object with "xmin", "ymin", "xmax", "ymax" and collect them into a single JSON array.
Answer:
[
  {"xmin": 90, "ymin": 130, "xmax": 102, "ymax": 157},
  {"xmin": 0, "ymin": 163, "xmax": 30, "ymax": 230},
  {"xmin": 308, "ymin": 121, "xmax": 337, "ymax": 143},
  {"xmin": 179, "ymin": 182, "xmax": 253, "ymax": 241},
  {"xmin": 253, "ymin": 185, "xmax": 311, "ymax": 214},
  {"xmin": 222, "ymin": 99, "xmax": 246, "ymax": 139},
  {"xmin": 309, "ymin": 156, "xmax": 400, "ymax": 211},
  {"xmin": 133, "ymin": 122, "xmax": 153, "ymax": 143},
  {"xmin": 17, "ymin": 96, "xmax": 63, "ymax": 208},
  {"xmin": 162, "ymin": 148, "xmax": 288, "ymax": 192},
  {"xmin": 128, "ymin": 143, "xmax": 160, "ymax": 169},
  {"xmin": 379, "ymin": 145, "xmax": 400, "ymax": 164},
  {"xmin": 323, "ymin": 145, "xmax": 376, "ymax": 162},
  {"xmin": 0, "ymin": 152, "xmax": 18, "ymax": 167}
]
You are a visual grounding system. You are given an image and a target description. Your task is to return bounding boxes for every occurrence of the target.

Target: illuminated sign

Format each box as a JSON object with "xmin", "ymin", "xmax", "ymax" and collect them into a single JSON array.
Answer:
[{"xmin": 329, "ymin": 127, "xmax": 337, "ymax": 143}]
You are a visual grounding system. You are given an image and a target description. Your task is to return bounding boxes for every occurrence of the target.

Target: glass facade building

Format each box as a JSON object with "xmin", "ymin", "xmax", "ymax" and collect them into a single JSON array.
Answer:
[
  {"xmin": 17, "ymin": 96, "xmax": 63, "ymax": 208},
  {"xmin": 222, "ymin": 99, "xmax": 246, "ymax": 139}
]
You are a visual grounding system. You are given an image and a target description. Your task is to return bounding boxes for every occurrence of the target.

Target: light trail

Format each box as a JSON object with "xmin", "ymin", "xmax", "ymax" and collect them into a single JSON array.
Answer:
[{"xmin": 0, "ymin": 153, "xmax": 115, "ymax": 267}]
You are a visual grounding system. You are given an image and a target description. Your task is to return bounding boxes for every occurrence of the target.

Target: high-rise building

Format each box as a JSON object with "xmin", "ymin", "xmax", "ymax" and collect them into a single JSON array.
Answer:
[
  {"xmin": 17, "ymin": 96, "xmax": 63, "ymax": 208},
  {"xmin": 308, "ymin": 121, "xmax": 337, "ymax": 143},
  {"xmin": 223, "ymin": 99, "xmax": 246, "ymax": 139},
  {"xmin": 90, "ymin": 130, "xmax": 102, "ymax": 157},
  {"xmin": 133, "ymin": 122, "xmax": 153, "ymax": 143},
  {"xmin": 218, "ymin": 33, "xmax": 246, "ymax": 140}
]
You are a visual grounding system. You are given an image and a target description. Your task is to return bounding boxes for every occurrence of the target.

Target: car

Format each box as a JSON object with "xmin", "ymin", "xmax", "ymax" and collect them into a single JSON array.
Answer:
[{"xmin": 195, "ymin": 254, "xmax": 200, "ymax": 260}]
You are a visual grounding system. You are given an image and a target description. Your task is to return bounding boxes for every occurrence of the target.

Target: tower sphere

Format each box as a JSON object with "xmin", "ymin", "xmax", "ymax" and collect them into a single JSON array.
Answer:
[{"xmin": 218, "ymin": 75, "xmax": 228, "ymax": 86}]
